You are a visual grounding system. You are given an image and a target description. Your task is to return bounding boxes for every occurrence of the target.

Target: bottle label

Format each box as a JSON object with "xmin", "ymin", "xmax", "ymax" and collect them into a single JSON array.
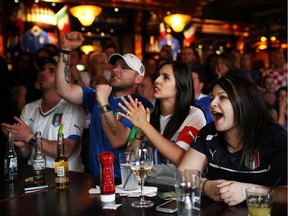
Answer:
[
  {"xmin": 10, "ymin": 157, "xmax": 17, "ymax": 168},
  {"xmin": 55, "ymin": 176, "xmax": 69, "ymax": 183},
  {"xmin": 57, "ymin": 166, "xmax": 65, "ymax": 177},
  {"xmin": 4, "ymin": 157, "xmax": 18, "ymax": 180},
  {"xmin": 55, "ymin": 162, "xmax": 69, "ymax": 184},
  {"xmin": 33, "ymin": 159, "xmax": 45, "ymax": 170}
]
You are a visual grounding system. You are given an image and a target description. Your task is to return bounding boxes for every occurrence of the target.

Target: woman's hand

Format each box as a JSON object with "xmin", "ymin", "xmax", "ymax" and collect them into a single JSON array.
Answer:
[
  {"xmin": 216, "ymin": 180, "xmax": 250, "ymax": 206},
  {"xmin": 203, "ymin": 179, "xmax": 224, "ymax": 202},
  {"xmin": 118, "ymin": 95, "xmax": 150, "ymax": 132}
]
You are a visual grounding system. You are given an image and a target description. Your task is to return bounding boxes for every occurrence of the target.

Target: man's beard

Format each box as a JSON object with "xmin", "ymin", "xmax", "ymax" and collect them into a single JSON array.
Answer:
[{"xmin": 112, "ymin": 83, "xmax": 135, "ymax": 92}]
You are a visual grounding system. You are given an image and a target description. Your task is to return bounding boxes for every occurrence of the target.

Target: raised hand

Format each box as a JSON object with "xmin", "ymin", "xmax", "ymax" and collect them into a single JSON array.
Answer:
[
  {"xmin": 118, "ymin": 95, "xmax": 150, "ymax": 132},
  {"xmin": 61, "ymin": 31, "xmax": 84, "ymax": 50},
  {"xmin": 95, "ymin": 84, "xmax": 112, "ymax": 106}
]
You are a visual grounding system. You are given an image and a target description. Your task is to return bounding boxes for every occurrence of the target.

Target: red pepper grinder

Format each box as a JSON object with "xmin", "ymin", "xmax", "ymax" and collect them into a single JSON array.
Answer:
[{"xmin": 100, "ymin": 152, "xmax": 115, "ymax": 202}]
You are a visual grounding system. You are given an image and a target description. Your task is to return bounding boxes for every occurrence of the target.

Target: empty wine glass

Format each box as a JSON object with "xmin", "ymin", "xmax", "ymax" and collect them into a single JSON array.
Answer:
[{"xmin": 129, "ymin": 145, "xmax": 154, "ymax": 208}]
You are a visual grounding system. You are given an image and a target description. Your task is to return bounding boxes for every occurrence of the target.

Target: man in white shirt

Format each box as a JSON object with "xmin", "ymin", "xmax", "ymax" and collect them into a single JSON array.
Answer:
[{"xmin": 1, "ymin": 56, "xmax": 85, "ymax": 172}]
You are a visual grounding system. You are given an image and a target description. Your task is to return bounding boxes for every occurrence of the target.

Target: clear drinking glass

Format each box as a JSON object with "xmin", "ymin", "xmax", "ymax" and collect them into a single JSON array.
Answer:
[
  {"xmin": 129, "ymin": 145, "xmax": 154, "ymax": 208},
  {"xmin": 246, "ymin": 187, "xmax": 273, "ymax": 216}
]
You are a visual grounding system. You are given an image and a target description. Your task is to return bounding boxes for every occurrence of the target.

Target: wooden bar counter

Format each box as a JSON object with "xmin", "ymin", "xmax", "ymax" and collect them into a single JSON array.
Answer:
[{"xmin": 0, "ymin": 165, "xmax": 286, "ymax": 215}]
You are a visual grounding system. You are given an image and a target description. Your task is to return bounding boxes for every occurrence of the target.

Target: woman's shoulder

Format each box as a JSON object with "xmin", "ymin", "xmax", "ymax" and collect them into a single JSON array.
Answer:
[
  {"xmin": 185, "ymin": 106, "xmax": 206, "ymax": 124},
  {"xmin": 188, "ymin": 106, "xmax": 206, "ymax": 116},
  {"xmin": 188, "ymin": 106, "xmax": 207, "ymax": 119}
]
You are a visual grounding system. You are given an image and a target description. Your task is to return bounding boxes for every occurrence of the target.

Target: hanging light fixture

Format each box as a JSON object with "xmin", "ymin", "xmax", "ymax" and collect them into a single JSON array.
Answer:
[
  {"xmin": 70, "ymin": 5, "xmax": 102, "ymax": 26},
  {"xmin": 164, "ymin": 14, "xmax": 191, "ymax": 32}
]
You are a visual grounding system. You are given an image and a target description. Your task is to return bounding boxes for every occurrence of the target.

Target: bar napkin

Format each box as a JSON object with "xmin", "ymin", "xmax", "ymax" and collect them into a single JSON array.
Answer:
[
  {"xmin": 102, "ymin": 204, "xmax": 122, "ymax": 210},
  {"xmin": 116, "ymin": 184, "xmax": 157, "ymax": 197},
  {"xmin": 88, "ymin": 185, "xmax": 158, "ymax": 197}
]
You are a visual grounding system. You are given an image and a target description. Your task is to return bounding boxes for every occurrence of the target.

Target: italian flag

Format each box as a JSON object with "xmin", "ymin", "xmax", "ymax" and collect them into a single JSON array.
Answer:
[
  {"xmin": 55, "ymin": 5, "xmax": 70, "ymax": 36},
  {"xmin": 159, "ymin": 22, "xmax": 167, "ymax": 41},
  {"xmin": 16, "ymin": 2, "xmax": 25, "ymax": 34},
  {"xmin": 183, "ymin": 21, "xmax": 196, "ymax": 44}
]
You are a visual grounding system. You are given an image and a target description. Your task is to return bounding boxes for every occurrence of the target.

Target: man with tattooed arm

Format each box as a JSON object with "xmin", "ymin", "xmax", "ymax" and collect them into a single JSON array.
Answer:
[{"xmin": 55, "ymin": 31, "xmax": 152, "ymax": 181}]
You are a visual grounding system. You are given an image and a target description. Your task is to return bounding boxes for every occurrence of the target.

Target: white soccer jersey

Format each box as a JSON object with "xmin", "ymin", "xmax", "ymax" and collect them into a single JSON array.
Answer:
[
  {"xmin": 154, "ymin": 106, "xmax": 206, "ymax": 164},
  {"xmin": 160, "ymin": 106, "xmax": 206, "ymax": 151},
  {"xmin": 21, "ymin": 99, "xmax": 85, "ymax": 172}
]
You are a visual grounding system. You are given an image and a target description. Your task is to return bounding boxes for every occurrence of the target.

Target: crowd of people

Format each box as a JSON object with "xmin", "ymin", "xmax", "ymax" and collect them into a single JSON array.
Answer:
[{"xmin": 0, "ymin": 31, "xmax": 287, "ymax": 206}]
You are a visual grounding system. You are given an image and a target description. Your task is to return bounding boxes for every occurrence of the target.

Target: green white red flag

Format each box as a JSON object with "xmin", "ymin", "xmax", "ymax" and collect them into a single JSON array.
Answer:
[
  {"xmin": 183, "ymin": 21, "xmax": 196, "ymax": 44},
  {"xmin": 55, "ymin": 5, "xmax": 70, "ymax": 36}
]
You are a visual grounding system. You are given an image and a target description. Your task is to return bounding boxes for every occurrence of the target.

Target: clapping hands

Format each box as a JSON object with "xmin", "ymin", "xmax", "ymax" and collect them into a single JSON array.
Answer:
[{"xmin": 118, "ymin": 95, "xmax": 150, "ymax": 133}]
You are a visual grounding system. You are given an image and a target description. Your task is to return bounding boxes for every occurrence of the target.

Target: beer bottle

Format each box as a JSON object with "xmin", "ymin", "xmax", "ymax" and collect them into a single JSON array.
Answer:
[
  {"xmin": 32, "ymin": 131, "xmax": 46, "ymax": 185},
  {"xmin": 54, "ymin": 132, "xmax": 69, "ymax": 191},
  {"xmin": 4, "ymin": 132, "xmax": 18, "ymax": 181}
]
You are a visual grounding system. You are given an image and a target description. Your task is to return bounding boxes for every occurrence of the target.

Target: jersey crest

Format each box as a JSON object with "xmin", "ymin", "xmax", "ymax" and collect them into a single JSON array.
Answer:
[
  {"xmin": 244, "ymin": 150, "xmax": 260, "ymax": 170},
  {"xmin": 52, "ymin": 113, "xmax": 63, "ymax": 127}
]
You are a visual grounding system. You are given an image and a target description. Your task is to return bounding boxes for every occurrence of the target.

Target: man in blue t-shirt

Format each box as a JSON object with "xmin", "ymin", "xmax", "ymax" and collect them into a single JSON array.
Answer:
[
  {"xmin": 55, "ymin": 32, "xmax": 152, "ymax": 180},
  {"xmin": 192, "ymin": 68, "xmax": 213, "ymax": 124}
]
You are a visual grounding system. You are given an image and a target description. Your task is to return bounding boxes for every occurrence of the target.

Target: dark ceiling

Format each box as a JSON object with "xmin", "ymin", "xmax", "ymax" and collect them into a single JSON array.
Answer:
[
  {"xmin": 200, "ymin": 0, "xmax": 286, "ymax": 24},
  {"xmin": 55, "ymin": 0, "xmax": 287, "ymax": 25},
  {"xmin": 12, "ymin": 0, "xmax": 287, "ymax": 42}
]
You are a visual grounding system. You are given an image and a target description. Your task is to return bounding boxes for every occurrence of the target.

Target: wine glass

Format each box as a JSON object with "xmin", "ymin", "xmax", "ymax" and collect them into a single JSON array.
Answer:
[{"xmin": 129, "ymin": 145, "xmax": 154, "ymax": 208}]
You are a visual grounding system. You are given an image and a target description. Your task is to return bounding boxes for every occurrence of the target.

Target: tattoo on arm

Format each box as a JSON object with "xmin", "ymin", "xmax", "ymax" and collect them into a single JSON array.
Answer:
[
  {"xmin": 103, "ymin": 113, "xmax": 117, "ymax": 136},
  {"xmin": 62, "ymin": 54, "xmax": 71, "ymax": 84}
]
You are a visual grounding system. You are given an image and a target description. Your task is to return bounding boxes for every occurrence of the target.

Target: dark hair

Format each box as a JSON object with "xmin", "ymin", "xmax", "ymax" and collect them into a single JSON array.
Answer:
[
  {"xmin": 191, "ymin": 66, "xmax": 206, "ymax": 83},
  {"xmin": 150, "ymin": 61, "xmax": 195, "ymax": 162},
  {"xmin": 35, "ymin": 47, "xmax": 56, "ymax": 58},
  {"xmin": 103, "ymin": 43, "xmax": 117, "ymax": 52},
  {"xmin": 43, "ymin": 44, "xmax": 59, "ymax": 55},
  {"xmin": 216, "ymin": 52, "xmax": 238, "ymax": 73},
  {"xmin": 277, "ymin": 86, "xmax": 287, "ymax": 96},
  {"xmin": 182, "ymin": 45, "xmax": 200, "ymax": 60},
  {"xmin": 214, "ymin": 74, "xmax": 274, "ymax": 163}
]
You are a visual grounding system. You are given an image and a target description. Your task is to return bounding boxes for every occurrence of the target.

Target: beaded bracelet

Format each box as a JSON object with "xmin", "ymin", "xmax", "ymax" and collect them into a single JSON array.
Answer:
[
  {"xmin": 59, "ymin": 48, "xmax": 72, "ymax": 55},
  {"xmin": 202, "ymin": 179, "xmax": 209, "ymax": 196}
]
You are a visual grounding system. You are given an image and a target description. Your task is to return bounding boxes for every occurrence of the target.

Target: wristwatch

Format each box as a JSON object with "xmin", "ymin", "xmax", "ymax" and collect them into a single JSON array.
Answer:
[
  {"xmin": 99, "ymin": 104, "xmax": 112, "ymax": 114},
  {"xmin": 28, "ymin": 136, "xmax": 36, "ymax": 146}
]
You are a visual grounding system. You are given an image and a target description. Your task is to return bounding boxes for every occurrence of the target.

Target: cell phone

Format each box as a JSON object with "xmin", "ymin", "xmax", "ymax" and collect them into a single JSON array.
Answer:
[{"xmin": 155, "ymin": 199, "xmax": 177, "ymax": 213}]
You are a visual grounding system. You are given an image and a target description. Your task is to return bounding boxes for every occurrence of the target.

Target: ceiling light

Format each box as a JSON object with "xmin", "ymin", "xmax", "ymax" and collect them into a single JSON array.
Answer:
[
  {"xmin": 164, "ymin": 14, "xmax": 191, "ymax": 32},
  {"xmin": 70, "ymin": 5, "xmax": 102, "ymax": 26}
]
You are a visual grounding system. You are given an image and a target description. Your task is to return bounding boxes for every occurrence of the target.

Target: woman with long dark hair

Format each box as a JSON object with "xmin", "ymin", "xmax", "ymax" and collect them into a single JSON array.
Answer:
[
  {"xmin": 179, "ymin": 74, "xmax": 287, "ymax": 206},
  {"xmin": 118, "ymin": 61, "xmax": 206, "ymax": 185}
]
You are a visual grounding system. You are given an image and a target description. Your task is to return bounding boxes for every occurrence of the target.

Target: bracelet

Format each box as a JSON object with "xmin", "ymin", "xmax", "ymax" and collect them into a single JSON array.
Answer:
[
  {"xmin": 99, "ymin": 104, "xmax": 112, "ymax": 114},
  {"xmin": 59, "ymin": 48, "xmax": 72, "ymax": 55},
  {"xmin": 28, "ymin": 136, "xmax": 36, "ymax": 146},
  {"xmin": 134, "ymin": 134, "xmax": 145, "ymax": 140},
  {"xmin": 202, "ymin": 180, "xmax": 209, "ymax": 196}
]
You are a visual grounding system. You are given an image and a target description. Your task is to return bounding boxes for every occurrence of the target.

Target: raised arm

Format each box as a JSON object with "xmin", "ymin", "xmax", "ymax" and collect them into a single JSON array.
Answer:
[{"xmin": 55, "ymin": 31, "xmax": 84, "ymax": 105}]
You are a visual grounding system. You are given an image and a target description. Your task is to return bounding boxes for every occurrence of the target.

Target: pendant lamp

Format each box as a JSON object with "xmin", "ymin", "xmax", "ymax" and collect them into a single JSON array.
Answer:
[
  {"xmin": 164, "ymin": 13, "xmax": 191, "ymax": 32},
  {"xmin": 70, "ymin": 5, "xmax": 102, "ymax": 26}
]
